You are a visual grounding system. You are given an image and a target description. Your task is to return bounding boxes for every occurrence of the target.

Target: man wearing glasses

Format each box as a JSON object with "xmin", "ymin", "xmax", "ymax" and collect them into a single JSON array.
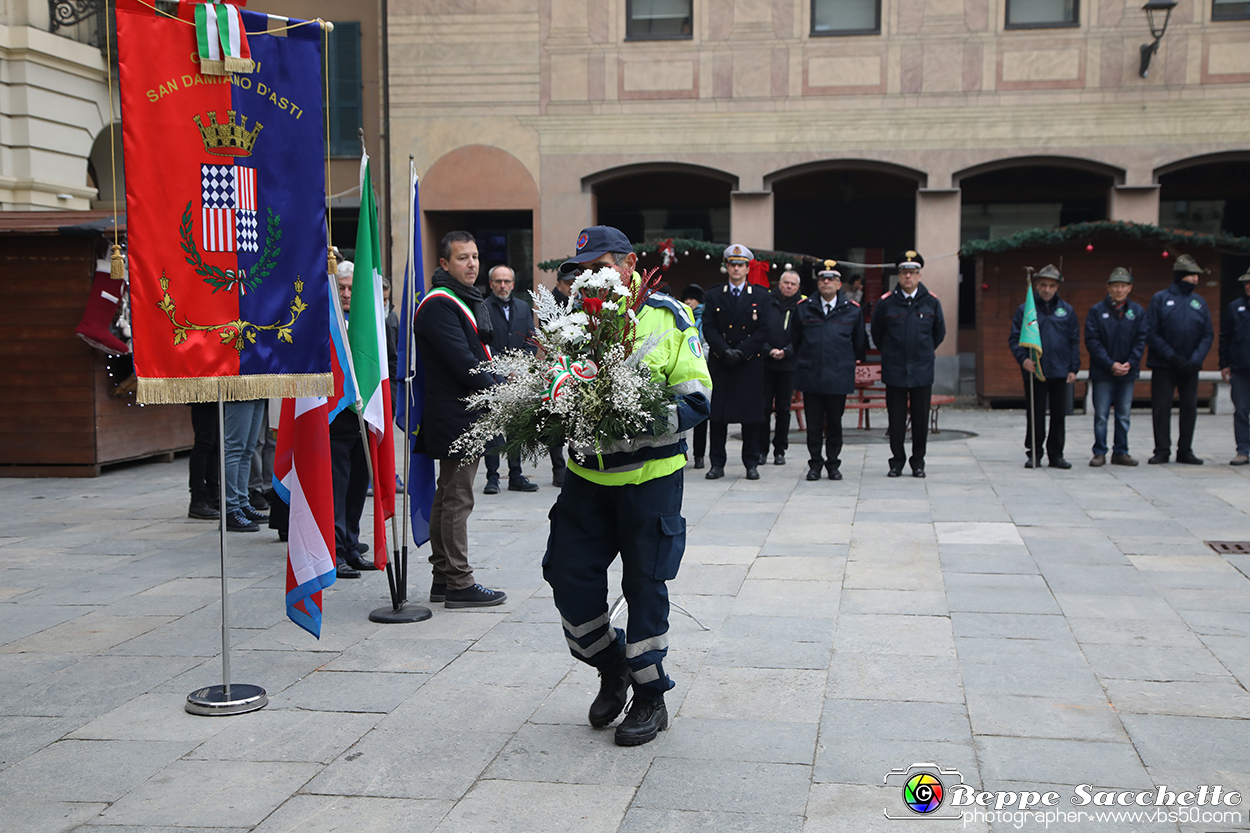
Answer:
[{"xmin": 702, "ymin": 244, "xmax": 774, "ymax": 481}]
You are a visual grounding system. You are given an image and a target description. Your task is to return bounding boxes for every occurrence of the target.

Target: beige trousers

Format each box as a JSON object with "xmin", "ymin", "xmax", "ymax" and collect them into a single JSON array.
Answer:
[{"xmin": 428, "ymin": 457, "xmax": 479, "ymax": 590}]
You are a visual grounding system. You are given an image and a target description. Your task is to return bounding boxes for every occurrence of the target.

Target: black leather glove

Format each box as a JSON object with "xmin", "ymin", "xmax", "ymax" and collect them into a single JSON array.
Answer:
[
  {"xmin": 721, "ymin": 349, "xmax": 743, "ymax": 368},
  {"xmin": 1183, "ymin": 359, "xmax": 1201, "ymax": 373},
  {"xmin": 1170, "ymin": 353, "xmax": 1188, "ymax": 370}
]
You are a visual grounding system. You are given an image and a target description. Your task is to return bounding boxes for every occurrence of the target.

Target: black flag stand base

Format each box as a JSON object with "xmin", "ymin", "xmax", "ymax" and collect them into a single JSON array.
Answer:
[
  {"xmin": 368, "ymin": 604, "xmax": 431, "ymax": 623},
  {"xmin": 186, "ymin": 683, "xmax": 268, "ymax": 716},
  {"xmin": 368, "ymin": 544, "xmax": 431, "ymax": 623}
]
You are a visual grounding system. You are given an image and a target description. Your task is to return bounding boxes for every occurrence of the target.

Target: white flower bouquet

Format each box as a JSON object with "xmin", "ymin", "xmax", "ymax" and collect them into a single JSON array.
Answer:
[{"xmin": 451, "ymin": 264, "xmax": 673, "ymax": 465}]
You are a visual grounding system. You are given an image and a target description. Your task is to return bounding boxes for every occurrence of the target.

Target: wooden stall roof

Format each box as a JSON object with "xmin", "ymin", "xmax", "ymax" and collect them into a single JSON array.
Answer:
[
  {"xmin": 0, "ymin": 210, "xmax": 126, "ymax": 235},
  {"xmin": 968, "ymin": 221, "xmax": 1250, "ymax": 403}
]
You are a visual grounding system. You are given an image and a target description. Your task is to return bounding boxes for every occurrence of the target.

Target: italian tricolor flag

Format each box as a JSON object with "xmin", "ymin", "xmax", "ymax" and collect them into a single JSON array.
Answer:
[{"xmin": 350, "ymin": 153, "xmax": 396, "ymax": 568}]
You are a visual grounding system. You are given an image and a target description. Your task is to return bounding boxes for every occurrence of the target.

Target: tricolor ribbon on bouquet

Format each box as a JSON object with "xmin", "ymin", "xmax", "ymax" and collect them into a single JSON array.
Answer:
[{"xmin": 541, "ymin": 355, "xmax": 598, "ymax": 403}]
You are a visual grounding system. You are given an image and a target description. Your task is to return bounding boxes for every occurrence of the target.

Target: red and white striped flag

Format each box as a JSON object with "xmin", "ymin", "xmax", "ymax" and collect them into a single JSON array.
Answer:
[{"xmin": 276, "ymin": 395, "xmax": 336, "ymax": 638}]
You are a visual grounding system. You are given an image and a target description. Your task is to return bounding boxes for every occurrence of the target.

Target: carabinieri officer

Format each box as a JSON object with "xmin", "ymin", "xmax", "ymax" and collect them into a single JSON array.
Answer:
[{"xmin": 870, "ymin": 251, "xmax": 946, "ymax": 478}]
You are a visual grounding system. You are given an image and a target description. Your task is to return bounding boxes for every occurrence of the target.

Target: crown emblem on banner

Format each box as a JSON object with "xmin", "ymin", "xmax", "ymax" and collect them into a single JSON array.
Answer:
[{"xmin": 193, "ymin": 110, "xmax": 263, "ymax": 157}]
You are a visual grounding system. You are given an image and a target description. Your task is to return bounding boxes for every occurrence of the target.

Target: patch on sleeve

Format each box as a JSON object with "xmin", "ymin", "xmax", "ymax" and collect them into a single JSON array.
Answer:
[{"xmin": 688, "ymin": 335, "xmax": 703, "ymax": 358}]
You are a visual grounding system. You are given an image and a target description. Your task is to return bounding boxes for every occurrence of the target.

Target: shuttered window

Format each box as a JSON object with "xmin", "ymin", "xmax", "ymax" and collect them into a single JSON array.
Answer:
[{"xmin": 327, "ymin": 21, "xmax": 362, "ymax": 157}]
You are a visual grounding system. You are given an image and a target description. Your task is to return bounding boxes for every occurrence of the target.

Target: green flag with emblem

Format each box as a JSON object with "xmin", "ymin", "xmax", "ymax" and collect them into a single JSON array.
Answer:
[{"xmin": 1020, "ymin": 277, "xmax": 1045, "ymax": 381}]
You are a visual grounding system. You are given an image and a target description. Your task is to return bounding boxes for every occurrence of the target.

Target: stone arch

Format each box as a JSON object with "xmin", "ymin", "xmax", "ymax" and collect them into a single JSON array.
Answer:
[
  {"xmin": 88, "ymin": 123, "xmax": 124, "ymax": 207},
  {"xmin": 421, "ymin": 144, "xmax": 539, "ymax": 211},
  {"xmin": 582, "ymin": 162, "xmax": 738, "ymax": 192},
  {"xmin": 764, "ymin": 158, "xmax": 927, "ymax": 190},
  {"xmin": 953, "ymin": 155, "xmax": 1125, "ymax": 187}
]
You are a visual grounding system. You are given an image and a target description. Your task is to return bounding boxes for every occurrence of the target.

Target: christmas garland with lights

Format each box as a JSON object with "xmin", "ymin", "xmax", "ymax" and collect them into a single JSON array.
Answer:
[
  {"xmin": 537, "ymin": 237, "xmax": 823, "ymax": 273},
  {"xmin": 960, "ymin": 221, "xmax": 1250, "ymax": 258}
]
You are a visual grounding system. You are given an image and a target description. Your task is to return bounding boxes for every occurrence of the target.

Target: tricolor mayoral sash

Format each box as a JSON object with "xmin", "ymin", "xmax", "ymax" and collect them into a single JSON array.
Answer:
[{"xmin": 117, "ymin": 0, "xmax": 332, "ymax": 403}]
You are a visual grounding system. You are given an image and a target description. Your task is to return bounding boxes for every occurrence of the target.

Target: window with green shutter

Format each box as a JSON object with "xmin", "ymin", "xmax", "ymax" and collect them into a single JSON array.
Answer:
[{"xmin": 327, "ymin": 21, "xmax": 362, "ymax": 157}]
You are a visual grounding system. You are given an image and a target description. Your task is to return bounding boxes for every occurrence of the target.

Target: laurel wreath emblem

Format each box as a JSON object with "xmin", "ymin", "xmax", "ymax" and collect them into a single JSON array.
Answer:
[
  {"xmin": 179, "ymin": 201, "xmax": 281, "ymax": 294},
  {"xmin": 158, "ymin": 206, "xmax": 307, "ymax": 352}
]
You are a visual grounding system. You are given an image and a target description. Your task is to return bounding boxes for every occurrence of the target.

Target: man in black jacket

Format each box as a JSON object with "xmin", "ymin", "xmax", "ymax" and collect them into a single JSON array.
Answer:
[
  {"xmin": 793, "ymin": 262, "xmax": 866, "ymax": 481},
  {"xmin": 763, "ymin": 269, "xmax": 802, "ymax": 465},
  {"xmin": 1145, "ymin": 254, "xmax": 1214, "ymax": 465},
  {"xmin": 1221, "ymin": 270, "xmax": 1250, "ymax": 466},
  {"xmin": 413, "ymin": 231, "xmax": 507, "ymax": 608},
  {"xmin": 1009, "ymin": 264, "xmax": 1081, "ymax": 469},
  {"xmin": 870, "ymin": 251, "xmax": 946, "ymax": 478},
  {"xmin": 1085, "ymin": 267, "xmax": 1147, "ymax": 467},
  {"xmin": 482, "ymin": 264, "xmax": 539, "ymax": 494},
  {"xmin": 703, "ymin": 243, "xmax": 774, "ymax": 480}
]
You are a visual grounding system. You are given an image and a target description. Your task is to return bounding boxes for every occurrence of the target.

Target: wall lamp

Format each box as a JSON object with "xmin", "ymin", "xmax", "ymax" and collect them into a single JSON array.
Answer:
[{"xmin": 1139, "ymin": 0, "xmax": 1179, "ymax": 78}]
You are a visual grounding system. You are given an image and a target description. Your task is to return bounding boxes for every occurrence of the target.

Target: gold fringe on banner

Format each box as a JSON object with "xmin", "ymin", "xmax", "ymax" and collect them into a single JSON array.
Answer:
[
  {"xmin": 137, "ymin": 373, "xmax": 333, "ymax": 404},
  {"xmin": 199, "ymin": 58, "xmax": 227, "ymax": 75},
  {"xmin": 223, "ymin": 56, "xmax": 256, "ymax": 74}
]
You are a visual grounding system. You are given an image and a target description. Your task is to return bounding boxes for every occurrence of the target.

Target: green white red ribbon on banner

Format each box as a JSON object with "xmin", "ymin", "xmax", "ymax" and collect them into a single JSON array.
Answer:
[
  {"xmin": 195, "ymin": 1, "xmax": 254, "ymax": 75},
  {"xmin": 542, "ymin": 355, "xmax": 598, "ymax": 403}
]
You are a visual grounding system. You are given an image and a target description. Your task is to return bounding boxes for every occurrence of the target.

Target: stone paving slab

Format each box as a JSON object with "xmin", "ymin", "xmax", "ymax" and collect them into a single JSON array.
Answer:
[{"xmin": 2, "ymin": 410, "xmax": 1250, "ymax": 831}]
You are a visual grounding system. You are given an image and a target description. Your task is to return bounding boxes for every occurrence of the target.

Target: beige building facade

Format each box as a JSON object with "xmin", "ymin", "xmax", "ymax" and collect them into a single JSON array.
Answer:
[
  {"xmin": 0, "ymin": 0, "xmax": 116, "ymax": 211},
  {"xmin": 390, "ymin": 0, "xmax": 1250, "ymax": 392}
]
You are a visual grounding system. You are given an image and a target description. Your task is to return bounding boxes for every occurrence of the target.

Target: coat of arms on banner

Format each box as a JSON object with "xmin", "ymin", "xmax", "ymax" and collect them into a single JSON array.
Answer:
[{"xmin": 117, "ymin": 0, "xmax": 331, "ymax": 403}]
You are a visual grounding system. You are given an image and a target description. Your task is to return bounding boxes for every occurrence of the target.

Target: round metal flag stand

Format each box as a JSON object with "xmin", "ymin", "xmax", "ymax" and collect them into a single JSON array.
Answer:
[{"xmin": 186, "ymin": 389, "xmax": 267, "ymax": 716}]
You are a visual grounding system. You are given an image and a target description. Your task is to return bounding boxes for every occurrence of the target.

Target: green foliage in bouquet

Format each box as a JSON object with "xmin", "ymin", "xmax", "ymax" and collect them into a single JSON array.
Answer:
[{"xmin": 451, "ymin": 264, "xmax": 675, "ymax": 465}]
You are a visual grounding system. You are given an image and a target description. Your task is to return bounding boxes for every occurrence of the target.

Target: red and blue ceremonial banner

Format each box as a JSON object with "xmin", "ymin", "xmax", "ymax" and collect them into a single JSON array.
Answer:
[
  {"xmin": 275, "ymin": 392, "xmax": 335, "ymax": 638},
  {"xmin": 117, "ymin": 0, "xmax": 331, "ymax": 403}
]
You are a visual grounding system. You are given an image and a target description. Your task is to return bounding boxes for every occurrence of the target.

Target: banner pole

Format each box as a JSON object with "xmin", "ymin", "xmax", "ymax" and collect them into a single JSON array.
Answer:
[
  {"xmin": 368, "ymin": 157, "xmax": 429, "ymax": 624},
  {"xmin": 1028, "ymin": 370, "xmax": 1037, "ymax": 469},
  {"xmin": 186, "ymin": 384, "xmax": 267, "ymax": 715}
]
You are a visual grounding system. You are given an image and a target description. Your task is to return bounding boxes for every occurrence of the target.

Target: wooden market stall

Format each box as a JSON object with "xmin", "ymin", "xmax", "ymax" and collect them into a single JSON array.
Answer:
[
  {"xmin": 0, "ymin": 211, "xmax": 193, "ymax": 476},
  {"xmin": 969, "ymin": 222, "xmax": 1250, "ymax": 404}
]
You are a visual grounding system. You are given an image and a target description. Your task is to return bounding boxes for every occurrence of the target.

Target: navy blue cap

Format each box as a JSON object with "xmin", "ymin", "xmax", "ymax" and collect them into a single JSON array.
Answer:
[{"xmin": 559, "ymin": 226, "xmax": 634, "ymax": 275}]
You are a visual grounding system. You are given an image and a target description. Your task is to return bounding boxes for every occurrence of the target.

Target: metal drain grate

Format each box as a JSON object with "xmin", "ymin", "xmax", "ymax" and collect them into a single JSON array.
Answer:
[{"xmin": 1207, "ymin": 541, "xmax": 1250, "ymax": 554}]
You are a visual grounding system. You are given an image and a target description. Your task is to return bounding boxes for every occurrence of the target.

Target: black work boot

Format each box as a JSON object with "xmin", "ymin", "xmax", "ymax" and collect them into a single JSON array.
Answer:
[
  {"xmin": 614, "ymin": 693, "xmax": 668, "ymax": 746},
  {"xmin": 589, "ymin": 654, "xmax": 631, "ymax": 728}
]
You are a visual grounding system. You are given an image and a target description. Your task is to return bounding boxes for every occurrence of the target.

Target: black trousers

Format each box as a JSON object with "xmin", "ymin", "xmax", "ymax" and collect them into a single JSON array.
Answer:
[
  {"xmin": 691, "ymin": 421, "xmax": 707, "ymax": 460},
  {"xmin": 885, "ymin": 385, "xmax": 931, "ymax": 470},
  {"xmin": 188, "ymin": 402, "xmax": 220, "ymax": 502},
  {"xmin": 709, "ymin": 420, "xmax": 764, "ymax": 469},
  {"xmin": 544, "ymin": 469, "xmax": 684, "ymax": 699},
  {"xmin": 763, "ymin": 368, "xmax": 795, "ymax": 453},
  {"xmin": 1022, "ymin": 372, "xmax": 1069, "ymax": 461},
  {"xmin": 329, "ymin": 411, "xmax": 368, "ymax": 561},
  {"xmin": 1151, "ymin": 365, "xmax": 1200, "ymax": 456},
  {"xmin": 804, "ymin": 393, "xmax": 846, "ymax": 473}
]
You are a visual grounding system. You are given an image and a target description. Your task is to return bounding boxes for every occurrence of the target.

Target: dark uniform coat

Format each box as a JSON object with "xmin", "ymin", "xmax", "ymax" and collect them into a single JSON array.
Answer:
[
  {"xmin": 1146, "ymin": 282, "xmax": 1214, "ymax": 371},
  {"xmin": 703, "ymin": 281, "xmax": 773, "ymax": 423},
  {"xmin": 870, "ymin": 283, "xmax": 946, "ymax": 388},
  {"xmin": 1085, "ymin": 296, "xmax": 1147, "ymax": 382},
  {"xmin": 793, "ymin": 294, "xmax": 867, "ymax": 396},
  {"xmin": 485, "ymin": 293, "xmax": 537, "ymax": 356},
  {"xmin": 763, "ymin": 291, "xmax": 802, "ymax": 373},
  {"xmin": 1009, "ymin": 295, "xmax": 1081, "ymax": 379},
  {"xmin": 1221, "ymin": 295, "xmax": 1250, "ymax": 375}
]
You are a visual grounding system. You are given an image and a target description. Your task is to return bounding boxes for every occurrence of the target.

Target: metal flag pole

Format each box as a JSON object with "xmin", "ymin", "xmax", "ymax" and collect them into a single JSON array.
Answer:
[
  {"xmin": 186, "ymin": 382, "xmax": 267, "ymax": 716},
  {"xmin": 368, "ymin": 155, "xmax": 429, "ymax": 624}
]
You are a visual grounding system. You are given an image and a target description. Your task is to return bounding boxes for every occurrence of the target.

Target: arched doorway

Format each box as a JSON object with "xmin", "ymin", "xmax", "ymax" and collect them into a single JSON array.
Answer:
[
  {"xmin": 1158, "ymin": 154, "xmax": 1250, "ymax": 312},
  {"xmin": 769, "ymin": 162, "xmax": 923, "ymax": 298},
  {"xmin": 957, "ymin": 158, "xmax": 1119, "ymax": 332},
  {"xmin": 87, "ymin": 124, "xmax": 124, "ymax": 209},
  {"xmin": 587, "ymin": 164, "xmax": 735, "ymax": 289},
  {"xmin": 422, "ymin": 145, "xmax": 540, "ymax": 292}
]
